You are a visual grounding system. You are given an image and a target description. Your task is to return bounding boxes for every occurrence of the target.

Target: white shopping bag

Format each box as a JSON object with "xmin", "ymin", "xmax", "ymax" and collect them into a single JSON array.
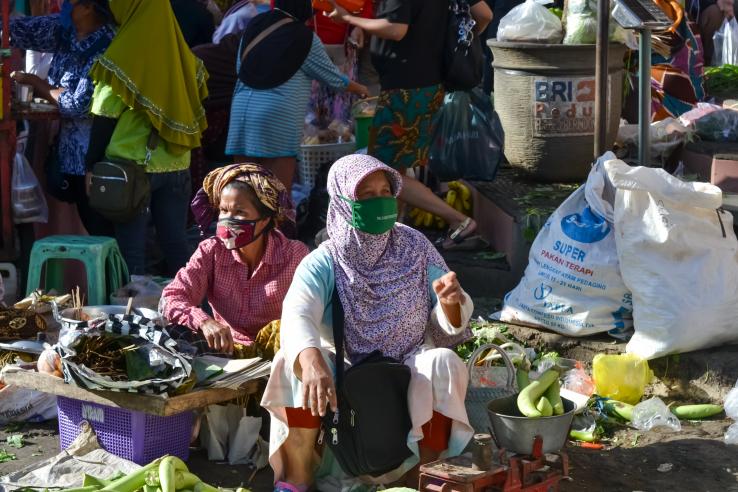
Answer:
[
  {"xmin": 606, "ymin": 159, "xmax": 738, "ymax": 359},
  {"xmin": 502, "ymin": 152, "xmax": 633, "ymax": 336},
  {"xmin": 201, "ymin": 404, "xmax": 229, "ymax": 461},
  {"xmin": 0, "ymin": 385, "xmax": 57, "ymax": 424}
]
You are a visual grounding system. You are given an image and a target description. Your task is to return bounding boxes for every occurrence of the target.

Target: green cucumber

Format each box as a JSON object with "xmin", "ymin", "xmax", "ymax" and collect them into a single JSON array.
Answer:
[
  {"xmin": 517, "ymin": 369, "xmax": 559, "ymax": 418},
  {"xmin": 602, "ymin": 399, "xmax": 634, "ymax": 422},
  {"xmin": 671, "ymin": 404, "xmax": 723, "ymax": 420},
  {"xmin": 516, "ymin": 368, "xmax": 530, "ymax": 391},
  {"xmin": 536, "ymin": 396, "xmax": 554, "ymax": 417},
  {"xmin": 545, "ymin": 379, "xmax": 565, "ymax": 415}
]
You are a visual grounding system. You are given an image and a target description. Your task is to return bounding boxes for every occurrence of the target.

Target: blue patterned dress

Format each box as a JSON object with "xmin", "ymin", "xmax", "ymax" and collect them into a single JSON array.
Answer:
[{"xmin": 10, "ymin": 15, "xmax": 115, "ymax": 176}]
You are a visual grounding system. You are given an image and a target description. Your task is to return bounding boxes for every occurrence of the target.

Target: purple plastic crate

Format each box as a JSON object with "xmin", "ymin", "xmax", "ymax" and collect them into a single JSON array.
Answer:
[{"xmin": 57, "ymin": 396, "xmax": 193, "ymax": 465}]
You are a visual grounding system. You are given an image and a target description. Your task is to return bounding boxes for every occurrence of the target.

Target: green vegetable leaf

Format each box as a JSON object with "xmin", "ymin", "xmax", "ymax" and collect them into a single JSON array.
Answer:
[
  {"xmin": 6, "ymin": 434, "xmax": 24, "ymax": 448},
  {"xmin": 0, "ymin": 449, "xmax": 16, "ymax": 463}
]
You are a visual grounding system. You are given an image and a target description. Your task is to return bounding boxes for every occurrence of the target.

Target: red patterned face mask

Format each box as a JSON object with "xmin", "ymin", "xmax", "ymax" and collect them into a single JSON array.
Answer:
[{"xmin": 216, "ymin": 217, "xmax": 263, "ymax": 250}]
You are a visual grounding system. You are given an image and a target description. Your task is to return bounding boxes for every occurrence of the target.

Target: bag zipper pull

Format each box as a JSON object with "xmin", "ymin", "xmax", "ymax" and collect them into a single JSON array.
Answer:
[
  {"xmin": 317, "ymin": 426, "xmax": 325, "ymax": 445},
  {"xmin": 331, "ymin": 427, "xmax": 339, "ymax": 445},
  {"xmin": 332, "ymin": 410, "xmax": 340, "ymax": 425},
  {"xmin": 350, "ymin": 409, "xmax": 355, "ymax": 427}
]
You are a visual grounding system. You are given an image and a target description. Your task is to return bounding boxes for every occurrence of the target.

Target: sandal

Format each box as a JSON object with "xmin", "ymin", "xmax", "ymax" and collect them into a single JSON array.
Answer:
[
  {"xmin": 274, "ymin": 482, "xmax": 307, "ymax": 492},
  {"xmin": 438, "ymin": 217, "xmax": 487, "ymax": 251}
]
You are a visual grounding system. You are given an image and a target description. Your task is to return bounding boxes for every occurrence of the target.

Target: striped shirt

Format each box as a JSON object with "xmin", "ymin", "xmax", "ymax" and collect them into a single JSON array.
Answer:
[{"xmin": 226, "ymin": 33, "xmax": 349, "ymax": 158}]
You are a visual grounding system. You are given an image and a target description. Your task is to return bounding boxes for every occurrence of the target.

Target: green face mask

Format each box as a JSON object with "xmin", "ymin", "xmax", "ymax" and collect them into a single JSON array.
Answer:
[{"xmin": 340, "ymin": 195, "xmax": 398, "ymax": 235}]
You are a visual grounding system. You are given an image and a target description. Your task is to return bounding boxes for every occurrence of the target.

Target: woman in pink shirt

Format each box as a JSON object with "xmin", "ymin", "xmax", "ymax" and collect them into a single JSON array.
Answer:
[{"xmin": 161, "ymin": 164, "xmax": 309, "ymax": 354}]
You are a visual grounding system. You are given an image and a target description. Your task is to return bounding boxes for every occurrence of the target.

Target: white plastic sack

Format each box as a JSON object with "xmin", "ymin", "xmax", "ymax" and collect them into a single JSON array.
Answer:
[
  {"xmin": 497, "ymin": 0, "xmax": 563, "ymax": 43},
  {"xmin": 12, "ymin": 134, "xmax": 48, "ymax": 224},
  {"xmin": 501, "ymin": 152, "xmax": 633, "ymax": 336},
  {"xmin": 201, "ymin": 404, "xmax": 229, "ymax": 461},
  {"xmin": 713, "ymin": 18, "xmax": 738, "ymax": 66},
  {"xmin": 201, "ymin": 403, "xmax": 262, "ymax": 464},
  {"xmin": 605, "ymin": 159, "xmax": 738, "ymax": 359},
  {"xmin": 0, "ymin": 385, "xmax": 57, "ymax": 424}
]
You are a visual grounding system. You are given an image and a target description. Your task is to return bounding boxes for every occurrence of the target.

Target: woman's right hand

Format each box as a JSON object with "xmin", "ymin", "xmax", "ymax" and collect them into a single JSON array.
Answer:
[
  {"xmin": 298, "ymin": 347, "xmax": 337, "ymax": 417},
  {"xmin": 347, "ymin": 81, "xmax": 370, "ymax": 98},
  {"xmin": 201, "ymin": 318, "xmax": 234, "ymax": 354}
]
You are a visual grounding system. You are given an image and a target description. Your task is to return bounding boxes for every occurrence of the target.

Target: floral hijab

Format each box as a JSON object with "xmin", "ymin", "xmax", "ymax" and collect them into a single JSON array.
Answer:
[{"xmin": 322, "ymin": 155, "xmax": 460, "ymax": 362}]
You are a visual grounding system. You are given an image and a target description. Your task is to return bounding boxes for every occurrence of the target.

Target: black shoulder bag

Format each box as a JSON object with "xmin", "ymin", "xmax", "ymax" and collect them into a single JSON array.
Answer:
[
  {"xmin": 88, "ymin": 129, "xmax": 158, "ymax": 223},
  {"xmin": 321, "ymin": 287, "xmax": 413, "ymax": 478},
  {"xmin": 442, "ymin": 0, "xmax": 484, "ymax": 92}
]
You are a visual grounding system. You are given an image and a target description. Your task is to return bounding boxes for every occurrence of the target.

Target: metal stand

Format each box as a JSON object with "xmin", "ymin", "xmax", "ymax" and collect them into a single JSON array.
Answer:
[
  {"xmin": 638, "ymin": 28, "xmax": 652, "ymax": 166},
  {"xmin": 594, "ymin": 0, "xmax": 610, "ymax": 158}
]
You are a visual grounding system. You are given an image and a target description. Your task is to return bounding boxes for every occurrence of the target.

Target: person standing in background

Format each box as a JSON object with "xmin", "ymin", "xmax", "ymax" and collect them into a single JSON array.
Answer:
[
  {"xmin": 225, "ymin": 0, "xmax": 368, "ymax": 196},
  {"xmin": 10, "ymin": 0, "xmax": 115, "ymax": 235},
  {"xmin": 171, "ymin": 0, "xmax": 216, "ymax": 47},
  {"xmin": 85, "ymin": 0, "xmax": 208, "ymax": 276},
  {"xmin": 695, "ymin": 0, "xmax": 735, "ymax": 66},
  {"xmin": 328, "ymin": 0, "xmax": 491, "ymax": 249}
]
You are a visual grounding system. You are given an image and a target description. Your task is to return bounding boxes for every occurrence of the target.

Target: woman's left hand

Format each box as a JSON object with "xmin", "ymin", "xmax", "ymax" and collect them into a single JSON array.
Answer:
[
  {"xmin": 433, "ymin": 271, "xmax": 466, "ymax": 306},
  {"xmin": 11, "ymin": 71, "xmax": 42, "ymax": 88}
]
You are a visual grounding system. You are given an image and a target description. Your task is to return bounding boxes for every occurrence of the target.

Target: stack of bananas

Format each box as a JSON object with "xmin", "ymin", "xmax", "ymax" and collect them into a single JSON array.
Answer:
[{"xmin": 409, "ymin": 181, "xmax": 472, "ymax": 230}]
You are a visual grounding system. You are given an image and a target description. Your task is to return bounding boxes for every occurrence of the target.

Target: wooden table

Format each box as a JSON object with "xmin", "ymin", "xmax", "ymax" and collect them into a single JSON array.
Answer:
[{"xmin": 2, "ymin": 368, "xmax": 260, "ymax": 416}]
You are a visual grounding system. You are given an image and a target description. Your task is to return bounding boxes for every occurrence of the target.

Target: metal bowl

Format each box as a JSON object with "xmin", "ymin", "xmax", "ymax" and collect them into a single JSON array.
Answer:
[{"xmin": 487, "ymin": 394, "xmax": 576, "ymax": 455}]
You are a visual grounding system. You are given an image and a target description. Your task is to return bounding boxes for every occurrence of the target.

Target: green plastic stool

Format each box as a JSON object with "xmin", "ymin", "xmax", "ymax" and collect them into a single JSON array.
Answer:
[{"xmin": 26, "ymin": 235, "xmax": 130, "ymax": 305}]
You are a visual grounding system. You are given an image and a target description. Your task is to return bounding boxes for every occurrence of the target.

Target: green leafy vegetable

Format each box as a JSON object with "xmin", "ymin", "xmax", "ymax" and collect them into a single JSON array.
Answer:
[
  {"xmin": 6, "ymin": 434, "xmax": 24, "ymax": 448},
  {"xmin": 0, "ymin": 449, "xmax": 16, "ymax": 463}
]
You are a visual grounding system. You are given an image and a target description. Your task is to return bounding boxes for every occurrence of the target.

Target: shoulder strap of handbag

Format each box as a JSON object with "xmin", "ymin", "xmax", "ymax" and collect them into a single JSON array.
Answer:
[
  {"xmin": 241, "ymin": 17, "xmax": 294, "ymax": 63},
  {"xmin": 331, "ymin": 285, "xmax": 346, "ymax": 392}
]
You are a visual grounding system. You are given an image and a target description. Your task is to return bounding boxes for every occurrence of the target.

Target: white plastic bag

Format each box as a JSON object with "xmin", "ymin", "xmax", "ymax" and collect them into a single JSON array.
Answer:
[
  {"xmin": 201, "ymin": 404, "xmax": 229, "ymax": 461},
  {"xmin": 501, "ymin": 152, "xmax": 633, "ymax": 336},
  {"xmin": 631, "ymin": 397, "xmax": 681, "ymax": 432},
  {"xmin": 0, "ymin": 385, "xmax": 58, "ymax": 424},
  {"xmin": 497, "ymin": 0, "xmax": 563, "ymax": 43},
  {"xmin": 725, "ymin": 382, "xmax": 738, "ymax": 420},
  {"xmin": 605, "ymin": 159, "xmax": 738, "ymax": 359},
  {"xmin": 12, "ymin": 133, "xmax": 48, "ymax": 224},
  {"xmin": 228, "ymin": 411, "xmax": 262, "ymax": 465},
  {"xmin": 713, "ymin": 18, "xmax": 738, "ymax": 66}
]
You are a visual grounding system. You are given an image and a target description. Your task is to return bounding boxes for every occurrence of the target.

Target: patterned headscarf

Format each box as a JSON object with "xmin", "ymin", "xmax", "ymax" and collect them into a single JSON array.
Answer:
[
  {"xmin": 201, "ymin": 163, "xmax": 294, "ymax": 223},
  {"xmin": 322, "ymin": 155, "xmax": 463, "ymax": 363}
]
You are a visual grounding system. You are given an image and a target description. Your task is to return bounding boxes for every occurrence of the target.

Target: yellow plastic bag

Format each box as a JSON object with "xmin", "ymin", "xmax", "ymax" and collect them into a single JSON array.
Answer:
[{"xmin": 592, "ymin": 353, "xmax": 653, "ymax": 404}]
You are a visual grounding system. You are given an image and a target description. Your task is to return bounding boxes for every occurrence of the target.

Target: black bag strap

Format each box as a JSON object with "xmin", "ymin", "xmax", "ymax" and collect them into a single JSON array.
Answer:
[{"xmin": 331, "ymin": 285, "xmax": 345, "ymax": 392}]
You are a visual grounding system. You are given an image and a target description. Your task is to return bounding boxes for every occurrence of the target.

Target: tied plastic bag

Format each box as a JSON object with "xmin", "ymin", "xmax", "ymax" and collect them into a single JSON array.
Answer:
[
  {"xmin": 605, "ymin": 159, "xmax": 738, "ymax": 359},
  {"xmin": 497, "ymin": 0, "xmax": 563, "ymax": 43},
  {"xmin": 12, "ymin": 133, "xmax": 48, "ymax": 224},
  {"xmin": 713, "ymin": 18, "xmax": 738, "ymax": 66},
  {"xmin": 616, "ymin": 118, "xmax": 689, "ymax": 166},
  {"xmin": 501, "ymin": 152, "xmax": 634, "ymax": 337},
  {"xmin": 563, "ymin": 362, "xmax": 595, "ymax": 396},
  {"xmin": 563, "ymin": 0, "xmax": 597, "ymax": 44},
  {"xmin": 428, "ymin": 89, "xmax": 503, "ymax": 182},
  {"xmin": 693, "ymin": 109, "xmax": 738, "ymax": 143},
  {"xmin": 592, "ymin": 353, "xmax": 653, "ymax": 404},
  {"xmin": 631, "ymin": 397, "xmax": 681, "ymax": 432}
]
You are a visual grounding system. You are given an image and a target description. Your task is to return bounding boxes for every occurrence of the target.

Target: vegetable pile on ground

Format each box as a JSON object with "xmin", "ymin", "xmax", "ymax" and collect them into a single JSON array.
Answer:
[
  {"xmin": 49, "ymin": 456, "xmax": 251, "ymax": 492},
  {"xmin": 704, "ymin": 65, "xmax": 738, "ymax": 98}
]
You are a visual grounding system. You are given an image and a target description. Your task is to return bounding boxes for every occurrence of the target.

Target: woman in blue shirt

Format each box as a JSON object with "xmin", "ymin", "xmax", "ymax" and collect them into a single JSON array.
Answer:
[{"xmin": 10, "ymin": 0, "xmax": 115, "ymax": 235}]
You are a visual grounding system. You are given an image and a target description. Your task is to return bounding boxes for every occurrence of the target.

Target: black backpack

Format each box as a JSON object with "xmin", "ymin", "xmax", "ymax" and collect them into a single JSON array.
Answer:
[
  {"xmin": 442, "ymin": 0, "xmax": 484, "ymax": 92},
  {"xmin": 320, "ymin": 287, "xmax": 413, "ymax": 477}
]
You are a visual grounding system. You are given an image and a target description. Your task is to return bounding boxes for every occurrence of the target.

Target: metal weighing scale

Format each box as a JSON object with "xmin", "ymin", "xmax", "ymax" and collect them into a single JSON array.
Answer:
[{"xmin": 611, "ymin": 0, "xmax": 672, "ymax": 165}]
